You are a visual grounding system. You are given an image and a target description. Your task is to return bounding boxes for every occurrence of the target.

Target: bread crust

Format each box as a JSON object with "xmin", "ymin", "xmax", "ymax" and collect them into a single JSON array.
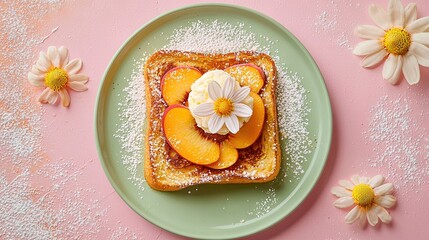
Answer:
[{"xmin": 143, "ymin": 50, "xmax": 281, "ymax": 191}]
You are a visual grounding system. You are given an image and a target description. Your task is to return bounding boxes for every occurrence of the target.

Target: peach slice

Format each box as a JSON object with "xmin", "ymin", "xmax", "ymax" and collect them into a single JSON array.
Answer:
[
  {"xmin": 206, "ymin": 141, "xmax": 238, "ymax": 169},
  {"xmin": 162, "ymin": 104, "xmax": 220, "ymax": 165},
  {"xmin": 227, "ymin": 92, "xmax": 265, "ymax": 149},
  {"xmin": 161, "ymin": 66, "xmax": 202, "ymax": 105},
  {"xmin": 224, "ymin": 63, "xmax": 265, "ymax": 93}
]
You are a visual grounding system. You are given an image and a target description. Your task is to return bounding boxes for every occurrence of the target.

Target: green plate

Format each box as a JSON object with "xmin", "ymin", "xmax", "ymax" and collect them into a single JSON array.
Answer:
[{"xmin": 95, "ymin": 3, "xmax": 332, "ymax": 239}]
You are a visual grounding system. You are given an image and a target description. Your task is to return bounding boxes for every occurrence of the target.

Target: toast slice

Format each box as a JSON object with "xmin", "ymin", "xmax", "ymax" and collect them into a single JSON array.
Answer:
[{"xmin": 143, "ymin": 50, "xmax": 281, "ymax": 191}]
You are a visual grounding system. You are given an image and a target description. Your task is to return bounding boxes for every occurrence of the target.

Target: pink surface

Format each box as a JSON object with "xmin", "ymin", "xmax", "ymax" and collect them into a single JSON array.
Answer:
[{"xmin": 1, "ymin": 0, "xmax": 429, "ymax": 239}]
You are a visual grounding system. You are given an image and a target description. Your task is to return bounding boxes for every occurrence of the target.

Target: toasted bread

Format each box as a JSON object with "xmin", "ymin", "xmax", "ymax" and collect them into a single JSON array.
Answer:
[{"xmin": 143, "ymin": 50, "xmax": 281, "ymax": 191}]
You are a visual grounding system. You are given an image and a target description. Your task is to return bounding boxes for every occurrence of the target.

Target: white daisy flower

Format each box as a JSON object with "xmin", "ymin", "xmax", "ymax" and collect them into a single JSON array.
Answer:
[
  {"xmin": 331, "ymin": 175, "xmax": 396, "ymax": 226},
  {"xmin": 192, "ymin": 76, "xmax": 253, "ymax": 134},
  {"xmin": 28, "ymin": 46, "xmax": 89, "ymax": 107},
  {"xmin": 353, "ymin": 0, "xmax": 429, "ymax": 85}
]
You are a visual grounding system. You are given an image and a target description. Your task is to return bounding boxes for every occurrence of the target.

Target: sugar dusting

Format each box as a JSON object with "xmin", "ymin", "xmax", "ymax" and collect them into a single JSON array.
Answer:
[
  {"xmin": 0, "ymin": 1, "xmax": 139, "ymax": 238},
  {"xmin": 165, "ymin": 20, "xmax": 270, "ymax": 54},
  {"xmin": 314, "ymin": 0, "xmax": 359, "ymax": 50},
  {"xmin": 114, "ymin": 56, "xmax": 148, "ymax": 195},
  {"xmin": 115, "ymin": 20, "xmax": 313, "ymax": 218},
  {"xmin": 365, "ymin": 96, "xmax": 429, "ymax": 192}
]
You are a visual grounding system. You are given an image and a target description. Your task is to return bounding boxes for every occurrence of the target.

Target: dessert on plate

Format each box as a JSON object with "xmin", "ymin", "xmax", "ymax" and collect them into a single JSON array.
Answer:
[{"xmin": 143, "ymin": 50, "xmax": 281, "ymax": 191}]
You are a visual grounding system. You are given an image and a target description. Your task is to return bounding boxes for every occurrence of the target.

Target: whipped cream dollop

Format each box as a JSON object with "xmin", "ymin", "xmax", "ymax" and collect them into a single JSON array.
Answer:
[{"xmin": 188, "ymin": 70, "xmax": 254, "ymax": 135}]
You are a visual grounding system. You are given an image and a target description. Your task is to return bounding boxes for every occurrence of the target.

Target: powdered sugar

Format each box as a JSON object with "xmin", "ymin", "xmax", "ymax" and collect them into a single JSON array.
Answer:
[
  {"xmin": 114, "ymin": 56, "xmax": 148, "ymax": 194},
  {"xmin": 0, "ymin": 1, "xmax": 127, "ymax": 238},
  {"xmin": 314, "ymin": 0, "xmax": 358, "ymax": 50},
  {"xmin": 0, "ymin": 164, "xmax": 108, "ymax": 239},
  {"xmin": 165, "ymin": 20, "xmax": 270, "ymax": 54},
  {"xmin": 365, "ymin": 96, "xmax": 429, "ymax": 192}
]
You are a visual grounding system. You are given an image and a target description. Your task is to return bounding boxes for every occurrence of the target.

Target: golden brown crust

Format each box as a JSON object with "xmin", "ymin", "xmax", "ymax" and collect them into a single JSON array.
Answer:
[{"xmin": 143, "ymin": 50, "xmax": 281, "ymax": 191}]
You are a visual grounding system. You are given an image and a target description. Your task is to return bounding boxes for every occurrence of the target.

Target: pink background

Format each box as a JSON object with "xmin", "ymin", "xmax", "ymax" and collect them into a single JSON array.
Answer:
[{"xmin": 1, "ymin": 0, "xmax": 429, "ymax": 239}]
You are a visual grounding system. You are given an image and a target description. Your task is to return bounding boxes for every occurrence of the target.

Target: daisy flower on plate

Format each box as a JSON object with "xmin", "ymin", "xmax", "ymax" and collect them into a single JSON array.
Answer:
[
  {"xmin": 192, "ymin": 76, "xmax": 253, "ymax": 134},
  {"xmin": 331, "ymin": 175, "xmax": 396, "ymax": 226},
  {"xmin": 353, "ymin": 0, "xmax": 429, "ymax": 85},
  {"xmin": 28, "ymin": 46, "xmax": 89, "ymax": 107}
]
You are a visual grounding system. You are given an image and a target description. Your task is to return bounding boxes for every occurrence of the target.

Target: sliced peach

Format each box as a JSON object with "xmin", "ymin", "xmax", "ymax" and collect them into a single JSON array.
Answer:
[
  {"xmin": 224, "ymin": 63, "xmax": 265, "ymax": 93},
  {"xmin": 162, "ymin": 104, "xmax": 220, "ymax": 165},
  {"xmin": 227, "ymin": 92, "xmax": 265, "ymax": 149},
  {"xmin": 206, "ymin": 141, "xmax": 238, "ymax": 169},
  {"xmin": 161, "ymin": 66, "xmax": 202, "ymax": 105}
]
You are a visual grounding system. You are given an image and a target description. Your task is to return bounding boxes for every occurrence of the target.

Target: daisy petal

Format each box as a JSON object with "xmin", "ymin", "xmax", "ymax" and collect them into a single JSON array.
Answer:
[
  {"xmin": 388, "ymin": 0, "xmax": 404, "ymax": 27},
  {"xmin": 67, "ymin": 82, "xmax": 88, "ymax": 92},
  {"xmin": 383, "ymin": 54, "xmax": 403, "ymax": 84},
  {"xmin": 58, "ymin": 46, "xmax": 69, "ymax": 68},
  {"xmin": 225, "ymin": 114, "xmax": 239, "ymax": 134},
  {"xmin": 222, "ymin": 77, "xmax": 235, "ymax": 98},
  {"xmin": 28, "ymin": 72, "xmax": 45, "ymax": 87},
  {"xmin": 412, "ymin": 33, "xmax": 429, "ymax": 46},
  {"xmin": 37, "ymin": 51, "xmax": 51, "ymax": 71},
  {"xmin": 63, "ymin": 58, "xmax": 82, "ymax": 75},
  {"xmin": 374, "ymin": 205, "xmax": 392, "ymax": 223},
  {"xmin": 406, "ymin": 16, "xmax": 429, "ymax": 34},
  {"xmin": 351, "ymin": 175, "xmax": 360, "ymax": 185},
  {"xmin": 404, "ymin": 3, "xmax": 417, "ymax": 27},
  {"xmin": 355, "ymin": 25, "xmax": 385, "ymax": 40},
  {"xmin": 368, "ymin": 175, "xmax": 384, "ymax": 188},
  {"xmin": 47, "ymin": 46, "xmax": 60, "ymax": 67},
  {"xmin": 359, "ymin": 176, "xmax": 370, "ymax": 184},
  {"xmin": 231, "ymin": 86, "xmax": 250, "ymax": 102},
  {"xmin": 359, "ymin": 210, "xmax": 368, "ymax": 227},
  {"xmin": 389, "ymin": 55, "xmax": 403, "ymax": 84},
  {"xmin": 331, "ymin": 186, "xmax": 351, "ymax": 198},
  {"xmin": 376, "ymin": 195, "xmax": 396, "ymax": 208},
  {"xmin": 333, "ymin": 197, "xmax": 354, "ymax": 208},
  {"xmin": 367, "ymin": 207, "xmax": 379, "ymax": 226},
  {"xmin": 374, "ymin": 183, "xmax": 394, "ymax": 195},
  {"xmin": 410, "ymin": 42, "xmax": 429, "ymax": 67},
  {"xmin": 353, "ymin": 40, "xmax": 383, "ymax": 56},
  {"xmin": 339, "ymin": 180, "xmax": 354, "ymax": 190},
  {"xmin": 368, "ymin": 4, "xmax": 390, "ymax": 30},
  {"xmin": 58, "ymin": 88, "xmax": 70, "ymax": 107},
  {"xmin": 208, "ymin": 81, "xmax": 222, "ymax": 100},
  {"xmin": 361, "ymin": 49, "xmax": 388, "ymax": 68},
  {"xmin": 31, "ymin": 65, "xmax": 45, "ymax": 75},
  {"xmin": 232, "ymin": 103, "xmax": 252, "ymax": 117},
  {"xmin": 47, "ymin": 90, "xmax": 58, "ymax": 104},
  {"xmin": 402, "ymin": 54, "xmax": 420, "ymax": 85},
  {"xmin": 345, "ymin": 206, "xmax": 361, "ymax": 224},
  {"xmin": 38, "ymin": 88, "xmax": 51, "ymax": 103},
  {"xmin": 192, "ymin": 103, "xmax": 215, "ymax": 117},
  {"xmin": 208, "ymin": 114, "xmax": 224, "ymax": 134},
  {"xmin": 69, "ymin": 74, "xmax": 89, "ymax": 83}
]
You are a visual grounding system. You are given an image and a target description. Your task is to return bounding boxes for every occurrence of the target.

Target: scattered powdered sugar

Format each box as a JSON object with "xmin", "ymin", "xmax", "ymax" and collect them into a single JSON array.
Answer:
[
  {"xmin": 365, "ymin": 96, "xmax": 429, "ymax": 192},
  {"xmin": 0, "ymin": 0, "xmax": 56, "ymax": 168},
  {"xmin": 313, "ymin": 0, "xmax": 359, "ymax": 50},
  {"xmin": 114, "ymin": 57, "xmax": 148, "ymax": 193},
  {"xmin": 0, "ymin": 163, "xmax": 108, "ymax": 239},
  {"xmin": 315, "ymin": 10, "xmax": 338, "ymax": 33},
  {"xmin": 110, "ymin": 225, "xmax": 142, "ymax": 240},
  {"xmin": 248, "ymin": 186, "xmax": 279, "ymax": 218},
  {"xmin": 1, "ymin": 1, "xmax": 138, "ymax": 238},
  {"xmin": 276, "ymin": 70, "xmax": 312, "ymax": 179},
  {"xmin": 165, "ymin": 20, "xmax": 270, "ymax": 54}
]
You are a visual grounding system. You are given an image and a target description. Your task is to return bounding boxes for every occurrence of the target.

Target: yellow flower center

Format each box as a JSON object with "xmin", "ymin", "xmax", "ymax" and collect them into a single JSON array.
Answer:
[
  {"xmin": 214, "ymin": 98, "xmax": 233, "ymax": 116},
  {"xmin": 383, "ymin": 27, "xmax": 411, "ymax": 55},
  {"xmin": 352, "ymin": 184, "xmax": 375, "ymax": 208},
  {"xmin": 45, "ymin": 68, "xmax": 68, "ymax": 91}
]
